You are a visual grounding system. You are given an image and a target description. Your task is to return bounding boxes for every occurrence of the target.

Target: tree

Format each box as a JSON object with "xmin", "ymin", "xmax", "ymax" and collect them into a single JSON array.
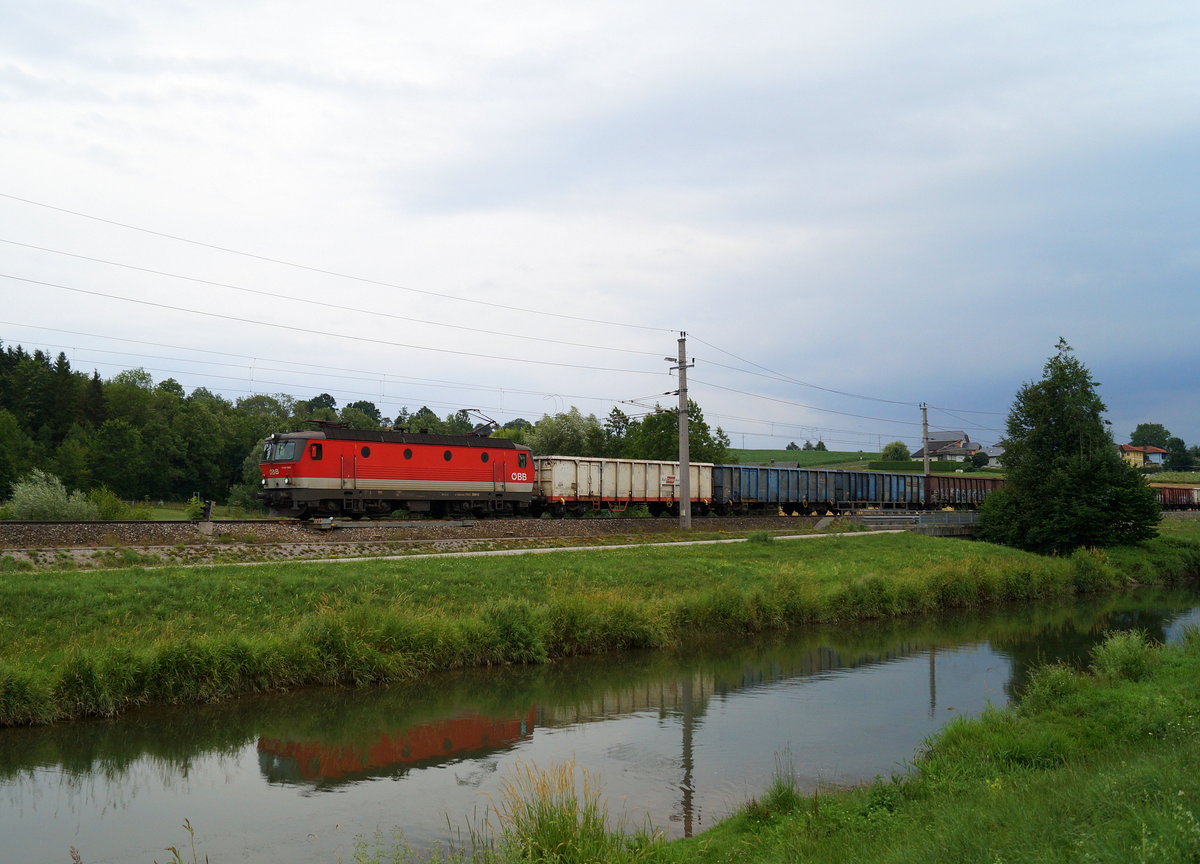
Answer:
[
  {"xmin": 406, "ymin": 406, "xmax": 444, "ymax": 434},
  {"xmin": 0, "ymin": 408, "xmax": 37, "ymax": 498},
  {"xmin": 814, "ymin": 440, "xmax": 827, "ymax": 451},
  {"xmin": 802, "ymin": 441, "xmax": 814, "ymax": 451},
  {"xmin": 1164, "ymin": 437, "xmax": 1193, "ymax": 471},
  {"xmin": 785, "ymin": 441, "xmax": 800, "ymax": 451},
  {"xmin": 623, "ymin": 401, "xmax": 730, "ymax": 463},
  {"xmin": 977, "ymin": 340, "xmax": 1160, "ymax": 554},
  {"xmin": 307, "ymin": 393, "xmax": 338, "ymax": 412},
  {"xmin": 1129, "ymin": 423, "xmax": 1171, "ymax": 449},
  {"xmin": 600, "ymin": 408, "xmax": 631, "ymax": 457},
  {"xmin": 528, "ymin": 408, "xmax": 604, "ymax": 456},
  {"xmin": 880, "ymin": 441, "xmax": 910, "ymax": 461}
]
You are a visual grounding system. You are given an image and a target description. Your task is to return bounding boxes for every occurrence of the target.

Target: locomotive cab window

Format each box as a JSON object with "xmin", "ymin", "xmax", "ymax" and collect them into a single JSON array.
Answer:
[
  {"xmin": 270, "ymin": 441, "xmax": 298, "ymax": 462},
  {"xmin": 518, "ymin": 453, "xmax": 528, "ymax": 468},
  {"xmin": 309, "ymin": 443, "xmax": 323, "ymax": 460}
]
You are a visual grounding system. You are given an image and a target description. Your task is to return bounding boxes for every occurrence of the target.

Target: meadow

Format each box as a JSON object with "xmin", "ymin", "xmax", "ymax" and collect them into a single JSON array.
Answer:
[{"xmin": 2, "ymin": 522, "xmax": 1199, "ymax": 726}]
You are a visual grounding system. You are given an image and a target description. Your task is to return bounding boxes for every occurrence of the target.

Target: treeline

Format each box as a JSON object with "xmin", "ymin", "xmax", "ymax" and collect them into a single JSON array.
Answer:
[{"xmin": 0, "ymin": 343, "xmax": 730, "ymax": 506}]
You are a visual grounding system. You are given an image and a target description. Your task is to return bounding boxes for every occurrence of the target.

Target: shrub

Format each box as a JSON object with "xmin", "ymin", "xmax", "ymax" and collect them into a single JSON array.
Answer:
[
  {"xmin": 1090, "ymin": 630, "xmax": 1160, "ymax": 682},
  {"xmin": 86, "ymin": 486, "xmax": 129, "ymax": 520},
  {"xmin": 1018, "ymin": 663, "xmax": 1082, "ymax": 714},
  {"xmin": 184, "ymin": 495, "xmax": 206, "ymax": 520},
  {"xmin": 6, "ymin": 469, "xmax": 99, "ymax": 520}
]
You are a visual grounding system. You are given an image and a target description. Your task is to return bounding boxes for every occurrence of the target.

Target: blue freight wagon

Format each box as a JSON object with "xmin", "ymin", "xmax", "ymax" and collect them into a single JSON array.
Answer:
[{"xmin": 712, "ymin": 465, "xmax": 926, "ymax": 514}]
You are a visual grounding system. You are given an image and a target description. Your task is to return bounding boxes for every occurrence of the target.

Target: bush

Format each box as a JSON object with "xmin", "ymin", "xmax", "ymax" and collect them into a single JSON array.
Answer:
[
  {"xmin": 86, "ymin": 486, "xmax": 130, "ymax": 520},
  {"xmin": 880, "ymin": 441, "xmax": 910, "ymax": 461},
  {"xmin": 226, "ymin": 483, "xmax": 265, "ymax": 513},
  {"xmin": 184, "ymin": 495, "xmax": 206, "ymax": 521},
  {"xmin": 1018, "ymin": 663, "xmax": 1082, "ymax": 714},
  {"xmin": 6, "ymin": 469, "xmax": 100, "ymax": 520},
  {"xmin": 1091, "ymin": 630, "xmax": 1159, "ymax": 681}
]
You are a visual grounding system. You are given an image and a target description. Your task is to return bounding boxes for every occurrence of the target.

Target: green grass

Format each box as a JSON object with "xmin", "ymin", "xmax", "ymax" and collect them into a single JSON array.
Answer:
[
  {"xmin": 1151, "ymin": 472, "xmax": 1200, "ymax": 484},
  {"xmin": 730, "ymin": 449, "xmax": 879, "ymax": 468},
  {"xmin": 142, "ymin": 501, "xmax": 269, "ymax": 521},
  {"xmin": 2, "ymin": 528, "xmax": 1199, "ymax": 726}
]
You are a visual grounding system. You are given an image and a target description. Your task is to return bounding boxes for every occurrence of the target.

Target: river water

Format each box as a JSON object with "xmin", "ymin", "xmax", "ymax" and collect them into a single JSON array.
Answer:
[{"xmin": 4, "ymin": 591, "xmax": 1198, "ymax": 863}]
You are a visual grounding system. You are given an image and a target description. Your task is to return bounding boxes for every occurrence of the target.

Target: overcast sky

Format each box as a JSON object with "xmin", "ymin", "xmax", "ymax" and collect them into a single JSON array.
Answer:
[{"xmin": 2, "ymin": 1, "xmax": 1197, "ymax": 451}]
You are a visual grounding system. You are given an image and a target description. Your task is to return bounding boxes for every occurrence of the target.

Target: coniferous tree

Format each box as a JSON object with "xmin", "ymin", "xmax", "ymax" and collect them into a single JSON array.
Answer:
[{"xmin": 977, "ymin": 340, "xmax": 1160, "ymax": 553}]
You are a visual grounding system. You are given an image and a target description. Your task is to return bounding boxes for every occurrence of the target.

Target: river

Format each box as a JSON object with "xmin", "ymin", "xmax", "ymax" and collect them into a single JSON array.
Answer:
[{"xmin": 3, "ymin": 590, "xmax": 1198, "ymax": 863}]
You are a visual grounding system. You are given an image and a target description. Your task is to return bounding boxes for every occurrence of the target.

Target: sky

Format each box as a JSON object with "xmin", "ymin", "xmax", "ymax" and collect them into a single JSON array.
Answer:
[{"xmin": 2, "ymin": 1, "xmax": 1197, "ymax": 452}]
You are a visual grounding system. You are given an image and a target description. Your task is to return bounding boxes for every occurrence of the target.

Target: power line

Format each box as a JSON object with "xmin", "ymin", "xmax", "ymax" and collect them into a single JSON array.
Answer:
[
  {"xmin": 39, "ymin": 354, "xmax": 598, "ymax": 423},
  {"xmin": 691, "ymin": 334, "xmax": 918, "ymax": 407},
  {"xmin": 692, "ymin": 333, "xmax": 1006, "ymax": 416},
  {"xmin": 0, "ymin": 274, "xmax": 668, "ymax": 376},
  {"xmin": 0, "ymin": 191, "xmax": 674, "ymax": 333},
  {"xmin": 1, "ymin": 329, "xmax": 636, "ymax": 408},
  {"xmin": 0, "ymin": 237, "xmax": 662, "ymax": 357},
  {"xmin": 690, "ymin": 377, "xmax": 926, "ymax": 426}
]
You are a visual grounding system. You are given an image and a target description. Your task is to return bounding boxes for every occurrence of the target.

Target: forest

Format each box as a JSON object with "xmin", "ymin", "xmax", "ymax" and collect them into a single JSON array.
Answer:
[{"xmin": 0, "ymin": 343, "xmax": 730, "ymax": 507}]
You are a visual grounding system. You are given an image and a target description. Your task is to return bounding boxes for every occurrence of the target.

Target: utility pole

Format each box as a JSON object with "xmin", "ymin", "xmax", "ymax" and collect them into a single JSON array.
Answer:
[
  {"xmin": 921, "ymin": 403, "xmax": 930, "ymax": 506},
  {"xmin": 668, "ymin": 333, "xmax": 693, "ymax": 530}
]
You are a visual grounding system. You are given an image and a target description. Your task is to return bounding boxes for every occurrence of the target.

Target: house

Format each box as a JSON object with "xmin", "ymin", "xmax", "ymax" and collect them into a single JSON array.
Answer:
[
  {"xmin": 911, "ymin": 432, "xmax": 982, "ymax": 462},
  {"xmin": 1118, "ymin": 444, "xmax": 1167, "ymax": 468}
]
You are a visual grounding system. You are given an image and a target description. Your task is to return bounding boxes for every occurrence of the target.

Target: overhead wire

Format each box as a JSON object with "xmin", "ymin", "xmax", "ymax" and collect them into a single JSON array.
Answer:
[
  {"xmin": 690, "ymin": 377, "xmax": 925, "ymax": 426},
  {"xmin": 0, "ymin": 329, "xmax": 638, "ymax": 410},
  {"xmin": 0, "ymin": 274, "xmax": 668, "ymax": 376},
  {"xmin": 0, "ymin": 237, "xmax": 662, "ymax": 357},
  {"xmin": 0, "ymin": 192, "xmax": 674, "ymax": 332},
  {"xmin": 692, "ymin": 333, "xmax": 1006, "ymax": 416}
]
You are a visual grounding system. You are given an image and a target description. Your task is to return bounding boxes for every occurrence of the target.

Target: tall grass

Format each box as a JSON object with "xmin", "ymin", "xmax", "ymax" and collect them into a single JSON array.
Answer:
[{"xmin": 2, "ymin": 532, "xmax": 1198, "ymax": 726}]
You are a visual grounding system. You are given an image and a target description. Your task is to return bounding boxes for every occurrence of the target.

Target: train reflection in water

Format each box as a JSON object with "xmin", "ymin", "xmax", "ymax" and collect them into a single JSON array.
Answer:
[{"xmin": 259, "ymin": 708, "xmax": 537, "ymax": 786}]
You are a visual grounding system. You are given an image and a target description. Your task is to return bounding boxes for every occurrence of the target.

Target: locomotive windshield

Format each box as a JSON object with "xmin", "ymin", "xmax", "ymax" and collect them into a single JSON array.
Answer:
[{"xmin": 263, "ymin": 440, "xmax": 301, "ymax": 462}]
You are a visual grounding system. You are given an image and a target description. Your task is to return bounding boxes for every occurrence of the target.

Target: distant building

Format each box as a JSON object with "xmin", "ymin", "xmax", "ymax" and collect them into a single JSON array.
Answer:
[
  {"xmin": 1118, "ymin": 444, "xmax": 1167, "ymax": 468},
  {"xmin": 911, "ymin": 432, "xmax": 982, "ymax": 462}
]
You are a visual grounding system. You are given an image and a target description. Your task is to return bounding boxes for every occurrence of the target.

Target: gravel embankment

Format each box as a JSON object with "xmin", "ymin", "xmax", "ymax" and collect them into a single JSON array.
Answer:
[{"xmin": 0, "ymin": 516, "xmax": 829, "ymax": 570}]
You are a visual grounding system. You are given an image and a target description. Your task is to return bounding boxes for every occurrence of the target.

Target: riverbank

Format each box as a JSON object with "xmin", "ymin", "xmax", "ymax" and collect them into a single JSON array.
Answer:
[
  {"xmin": 386, "ymin": 628, "xmax": 1200, "ymax": 864},
  {"xmin": 645, "ymin": 628, "xmax": 1200, "ymax": 864},
  {"xmin": 2, "ymin": 525, "xmax": 1199, "ymax": 726}
]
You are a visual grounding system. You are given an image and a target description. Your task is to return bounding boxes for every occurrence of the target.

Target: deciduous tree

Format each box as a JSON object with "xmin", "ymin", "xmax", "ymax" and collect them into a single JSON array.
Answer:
[
  {"xmin": 880, "ymin": 441, "xmax": 910, "ymax": 461},
  {"xmin": 1129, "ymin": 422, "xmax": 1171, "ymax": 449}
]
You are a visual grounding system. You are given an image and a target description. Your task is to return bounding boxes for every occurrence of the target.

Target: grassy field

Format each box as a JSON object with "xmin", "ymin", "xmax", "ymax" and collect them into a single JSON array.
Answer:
[
  {"xmin": 730, "ymin": 449, "xmax": 879, "ymax": 467},
  {"xmin": 2, "ymin": 522, "xmax": 1199, "ymax": 726},
  {"xmin": 1152, "ymin": 471, "xmax": 1200, "ymax": 484}
]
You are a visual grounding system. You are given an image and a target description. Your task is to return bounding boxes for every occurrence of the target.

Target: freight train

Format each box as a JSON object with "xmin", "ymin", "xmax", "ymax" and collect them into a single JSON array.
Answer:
[{"xmin": 258, "ymin": 426, "xmax": 1198, "ymax": 519}]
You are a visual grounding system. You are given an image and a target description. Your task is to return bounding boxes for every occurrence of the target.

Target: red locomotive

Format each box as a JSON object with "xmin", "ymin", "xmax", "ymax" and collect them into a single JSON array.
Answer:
[{"xmin": 259, "ymin": 425, "xmax": 534, "ymax": 519}]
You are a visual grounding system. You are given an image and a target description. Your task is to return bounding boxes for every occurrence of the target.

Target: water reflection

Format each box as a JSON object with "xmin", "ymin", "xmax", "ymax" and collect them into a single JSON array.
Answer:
[
  {"xmin": 258, "ymin": 709, "xmax": 536, "ymax": 787},
  {"xmin": 2, "ymin": 590, "xmax": 1197, "ymax": 863}
]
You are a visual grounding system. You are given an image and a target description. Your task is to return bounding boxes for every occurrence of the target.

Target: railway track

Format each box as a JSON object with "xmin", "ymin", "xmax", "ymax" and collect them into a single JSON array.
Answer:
[{"xmin": 0, "ymin": 514, "xmax": 831, "ymax": 555}]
